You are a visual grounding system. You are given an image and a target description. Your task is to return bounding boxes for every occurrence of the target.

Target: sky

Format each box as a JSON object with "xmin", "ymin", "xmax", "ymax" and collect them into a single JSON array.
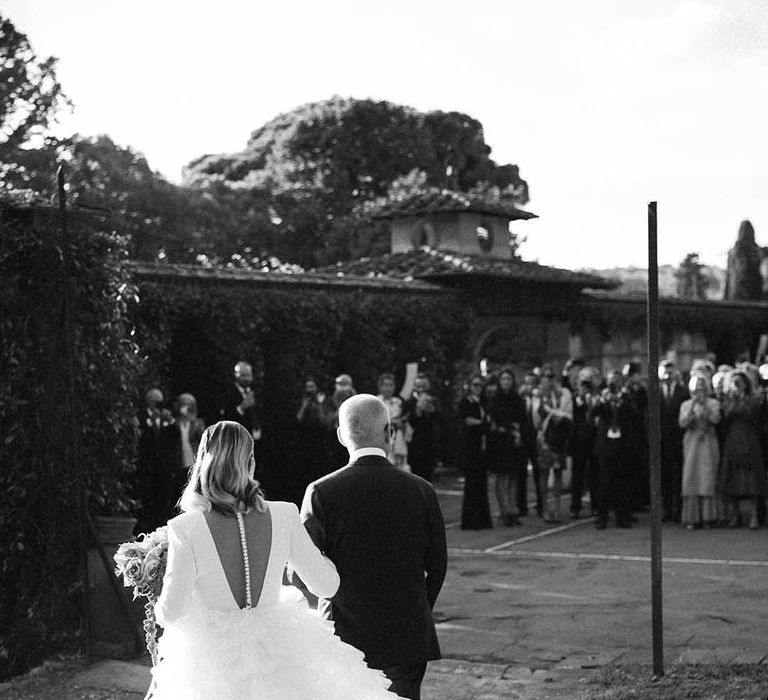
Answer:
[{"xmin": 4, "ymin": 0, "xmax": 767, "ymax": 269}]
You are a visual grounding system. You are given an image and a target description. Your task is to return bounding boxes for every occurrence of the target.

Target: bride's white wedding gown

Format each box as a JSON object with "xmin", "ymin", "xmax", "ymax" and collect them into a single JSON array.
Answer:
[{"xmin": 150, "ymin": 501, "xmax": 392, "ymax": 699}]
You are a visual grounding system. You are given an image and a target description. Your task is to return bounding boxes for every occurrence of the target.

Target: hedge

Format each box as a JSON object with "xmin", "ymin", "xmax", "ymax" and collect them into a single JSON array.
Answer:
[
  {"xmin": 0, "ymin": 204, "xmax": 142, "ymax": 679},
  {"xmin": 132, "ymin": 275, "xmax": 474, "ymax": 499}
]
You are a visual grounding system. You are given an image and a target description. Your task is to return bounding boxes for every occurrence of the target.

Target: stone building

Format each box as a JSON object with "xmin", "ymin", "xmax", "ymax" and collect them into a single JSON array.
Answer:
[
  {"xmin": 132, "ymin": 190, "xmax": 768, "ymax": 377},
  {"xmin": 314, "ymin": 191, "xmax": 768, "ymax": 373}
]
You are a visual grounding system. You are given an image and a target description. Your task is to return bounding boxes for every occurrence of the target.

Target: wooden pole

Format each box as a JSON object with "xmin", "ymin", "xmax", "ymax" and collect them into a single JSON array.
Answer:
[{"xmin": 647, "ymin": 201, "xmax": 664, "ymax": 675}]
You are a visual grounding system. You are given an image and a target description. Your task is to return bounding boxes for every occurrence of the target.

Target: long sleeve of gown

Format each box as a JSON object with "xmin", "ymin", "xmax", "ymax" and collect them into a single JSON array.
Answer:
[
  {"xmin": 289, "ymin": 501, "xmax": 340, "ymax": 599},
  {"xmin": 155, "ymin": 519, "xmax": 196, "ymax": 626}
]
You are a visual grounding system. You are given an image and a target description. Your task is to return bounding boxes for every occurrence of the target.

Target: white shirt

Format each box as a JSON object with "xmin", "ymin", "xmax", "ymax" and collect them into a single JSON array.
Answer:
[{"xmin": 350, "ymin": 447, "xmax": 387, "ymax": 461}]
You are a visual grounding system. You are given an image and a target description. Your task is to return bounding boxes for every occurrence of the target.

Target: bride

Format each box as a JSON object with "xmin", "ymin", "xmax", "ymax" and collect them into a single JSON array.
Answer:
[{"xmin": 150, "ymin": 420, "xmax": 393, "ymax": 699}]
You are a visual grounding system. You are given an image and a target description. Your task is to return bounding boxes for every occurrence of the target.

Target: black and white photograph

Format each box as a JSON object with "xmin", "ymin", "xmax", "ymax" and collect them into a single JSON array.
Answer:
[{"xmin": 1, "ymin": 0, "xmax": 768, "ymax": 697}]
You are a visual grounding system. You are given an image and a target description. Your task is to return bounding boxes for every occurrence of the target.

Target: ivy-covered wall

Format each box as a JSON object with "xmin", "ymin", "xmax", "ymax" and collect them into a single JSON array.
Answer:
[
  {"xmin": 0, "ymin": 205, "xmax": 142, "ymax": 679},
  {"xmin": 132, "ymin": 273, "xmax": 474, "ymax": 498}
]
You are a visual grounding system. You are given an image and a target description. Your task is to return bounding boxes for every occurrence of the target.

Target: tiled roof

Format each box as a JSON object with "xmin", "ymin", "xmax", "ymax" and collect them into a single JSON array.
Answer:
[
  {"xmin": 372, "ymin": 190, "xmax": 537, "ymax": 221},
  {"xmin": 127, "ymin": 261, "xmax": 446, "ymax": 293},
  {"xmin": 313, "ymin": 249, "xmax": 618, "ymax": 289}
]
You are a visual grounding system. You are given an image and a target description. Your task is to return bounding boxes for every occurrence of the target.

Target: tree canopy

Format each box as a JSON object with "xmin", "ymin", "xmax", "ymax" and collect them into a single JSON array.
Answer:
[
  {"xmin": 0, "ymin": 14, "xmax": 70, "ymax": 180},
  {"xmin": 675, "ymin": 252, "xmax": 711, "ymax": 300},
  {"xmin": 0, "ymin": 19, "xmax": 531, "ymax": 268},
  {"xmin": 725, "ymin": 220, "xmax": 764, "ymax": 301},
  {"xmin": 184, "ymin": 97, "xmax": 530, "ymax": 267}
]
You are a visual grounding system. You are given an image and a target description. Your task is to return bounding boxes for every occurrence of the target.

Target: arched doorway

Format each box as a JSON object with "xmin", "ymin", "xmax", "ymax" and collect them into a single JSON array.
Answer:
[{"xmin": 475, "ymin": 323, "xmax": 544, "ymax": 375}]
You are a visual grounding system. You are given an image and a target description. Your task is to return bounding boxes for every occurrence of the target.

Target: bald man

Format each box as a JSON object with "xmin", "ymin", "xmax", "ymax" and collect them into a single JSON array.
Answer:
[{"xmin": 301, "ymin": 394, "xmax": 447, "ymax": 700}]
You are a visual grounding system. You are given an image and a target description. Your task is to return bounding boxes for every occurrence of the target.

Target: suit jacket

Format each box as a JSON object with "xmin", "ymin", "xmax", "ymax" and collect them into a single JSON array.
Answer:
[
  {"xmin": 592, "ymin": 391, "xmax": 636, "ymax": 456},
  {"xmin": 301, "ymin": 454, "xmax": 447, "ymax": 669},
  {"xmin": 219, "ymin": 383, "xmax": 260, "ymax": 434},
  {"xmin": 660, "ymin": 383, "xmax": 688, "ymax": 446}
]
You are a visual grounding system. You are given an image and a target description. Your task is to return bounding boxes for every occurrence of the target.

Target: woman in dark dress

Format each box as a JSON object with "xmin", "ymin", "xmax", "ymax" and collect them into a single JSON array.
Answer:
[
  {"xmin": 487, "ymin": 368, "xmax": 528, "ymax": 526},
  {"xmin": 459, "ymin": 374, "xmax": 493, "ymax": 530},
  {"xmin": 719, "ymin": 370, "xmax": 765, "ymax": 529}
]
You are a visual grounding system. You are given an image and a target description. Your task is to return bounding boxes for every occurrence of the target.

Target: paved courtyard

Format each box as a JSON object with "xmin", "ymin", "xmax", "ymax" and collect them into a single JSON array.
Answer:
[
  {"xmin": 3, "ymin": 472, "xmax": 767, "ymax": 699},
  {"xmin": 421, "ymin": 474, "xmax": 768, "ymax": 697}
]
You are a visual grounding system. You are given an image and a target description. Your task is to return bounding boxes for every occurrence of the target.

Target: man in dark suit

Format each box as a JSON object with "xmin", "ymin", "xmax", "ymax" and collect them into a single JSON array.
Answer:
[
  {"xmin": 592, "ymin": 371, "xmax": 635, "ymax": 529},
  {"xmin": 301, "ymin": 394, "xmax": 447, "ymax": 700},
  {"xmin": 219, "ymin": 361, "xmax": 261, "ymax": 441},
  {"xmin": 218, "ymin": 361, "xmax": 265, "ymax": 482},
  {"xmin": 133, "ymin": 388, "xmax": 173, "ymax": 534},
  {"xmin": 659, "ymin": 360, "xmax": 689, "ymax": 522},
  {"xmin": 403, "ymin": 373, "xmax": 441, "ymax": 481}
]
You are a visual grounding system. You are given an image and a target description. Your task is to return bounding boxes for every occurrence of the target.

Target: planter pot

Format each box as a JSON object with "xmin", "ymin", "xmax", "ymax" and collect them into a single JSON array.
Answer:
[{"xmin": 86, "ymin": 515, "xmax": 146, "ymax": 658}]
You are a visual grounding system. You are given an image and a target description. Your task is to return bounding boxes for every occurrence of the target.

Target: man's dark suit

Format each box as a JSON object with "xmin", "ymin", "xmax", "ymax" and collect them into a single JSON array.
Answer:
[
  {"xmin": 219, "ymin": 383, "xmax": 260, "ymax": 435},
  {"xmin": 301, "ymin": 453, "xmax": 447, "ymax": 700},
  {"xmin": 660, "ymin": 381, "xmax": 688, "ymax": 520},
  {"xmin": 218, "ymin": 382, "xmax": 264, "ymax": 481}
]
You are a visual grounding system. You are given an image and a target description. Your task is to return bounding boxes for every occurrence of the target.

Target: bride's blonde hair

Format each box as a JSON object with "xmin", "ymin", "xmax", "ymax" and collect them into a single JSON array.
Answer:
[{"xmin": 179, "ymin": 421, "xmax": 266, "ymax": 515}]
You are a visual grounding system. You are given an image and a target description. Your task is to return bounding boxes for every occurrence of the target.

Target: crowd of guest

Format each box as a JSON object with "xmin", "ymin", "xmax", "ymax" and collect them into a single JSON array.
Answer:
[
  {"xmin": 134, "ymin": 364, "xmax": 445, "ymax": 530},
  {"xmin": 456, "ymin": 356, "xmax": 768, "ymax": 533},
  {"xmin": 133, "ymin": 361, "xmax": 261, "ymax": 534},
  {"xmin": 133, "ymin": 355, "xmax": 768, "ymax": 537}
]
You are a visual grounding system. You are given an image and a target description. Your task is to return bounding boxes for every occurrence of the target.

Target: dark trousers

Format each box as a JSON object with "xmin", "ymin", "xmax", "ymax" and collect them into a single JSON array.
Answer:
[
  {"xmin": 382, "ymin": 661, "xmax": 427, "ymax": 700},
  {"xmin": 409, "ymin": 443, "xmax": 437, "ymax": 482},
  {"xmin": 586, "ymin": 452, "xmax": 600, "ymax": 514},
  {"xmin": 517, "ymin": 447, "xmax": 544, "ymax": 515},
  {"xmin": 629, "ymin": 440, "xmax": 649, "ymax": 511},
  {"xmin": 570, "ymin": 448, "xmax": 591, "ymax": 515},
  {"xmin": 597, "ymin": 441, "xmax": 630, "ymax": 526},
  {"xmin": 461, "ymin": 455, "xmax": 493, "ymax": 530},
  {"xmin": 660, "ymin": 445, "xmax": 682, "ymax": 520}
]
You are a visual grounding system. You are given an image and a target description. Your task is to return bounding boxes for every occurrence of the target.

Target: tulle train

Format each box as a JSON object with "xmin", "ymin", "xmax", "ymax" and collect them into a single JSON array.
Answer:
[{"xmin": 149, "ymin": 602, "xmax": 393, "ymax": 699}]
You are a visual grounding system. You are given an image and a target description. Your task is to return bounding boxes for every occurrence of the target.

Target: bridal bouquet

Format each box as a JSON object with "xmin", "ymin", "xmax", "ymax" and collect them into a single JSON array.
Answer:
[{"xmin": 114, "ymin": 526, "xmax": 168, "ymax": 664}]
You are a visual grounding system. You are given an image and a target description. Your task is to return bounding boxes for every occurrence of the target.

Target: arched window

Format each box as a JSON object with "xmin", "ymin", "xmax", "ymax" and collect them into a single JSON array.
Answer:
[
  {"xmin": 477, "ymin": 220, "xmax": 494, "ymax": 252},
  {"xmin": 411, "ymin": 220, "xmax": 437, "ymax": 249}
]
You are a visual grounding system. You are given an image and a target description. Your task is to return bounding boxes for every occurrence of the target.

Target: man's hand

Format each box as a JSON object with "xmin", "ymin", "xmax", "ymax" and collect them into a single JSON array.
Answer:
[{"xmin": 240, "ymin": 391, "xmax": 255, "ymax": 411}]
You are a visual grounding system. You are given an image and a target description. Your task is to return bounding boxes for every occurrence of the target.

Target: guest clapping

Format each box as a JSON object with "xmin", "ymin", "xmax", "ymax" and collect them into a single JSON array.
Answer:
[
  {"xmin": 134, "ymin": 388, "xmax": 173, "ymax": 534},
  {"xmin": 531, "ymin": 366, "xmax": 573, "ymax": 524},
  {"xmin": 404, "ymin": 373, "xmax": 441, "ymax": 482},
  {"xmin": 660, "ymin": 361, "xmax": 688, "ymax": 522},
  {"xmin": 220, "ymin": 361, "xmax": 261, "ymax": 443},
  {"xmin": 163, "ymin": 393, "xmax": 205, "ymax": 519},
  {"xmin": 487, "ymin": 368, "xmax": 526, "ymax": 526},
  {"xmin": 719, "ymin": 371, "xmax": 766, "ymax": 529},
  {"xmin": 592, "ymin": 371, "xmax": 633, "ymax": 529},
  {"xmin": 459, "ymin": 375, "xmax": 492, "ymax": 530},
  {"xmin": 570, "ymin": 370, "xmax": 598, "ymax": 519},
  {"xmin": 295, "ymin": 376, "xmax": 326, "ymax": 483},
  {"xmin": 322, "ymin": 374, "xmax": 356, "ymax": 471},
  {"xmin": 377, "ymin": 373, "xmax": 408, "ymax": 470},
  {"xmin": 679, "ymin": 375, "xmax": 721, "ymax": 530}
]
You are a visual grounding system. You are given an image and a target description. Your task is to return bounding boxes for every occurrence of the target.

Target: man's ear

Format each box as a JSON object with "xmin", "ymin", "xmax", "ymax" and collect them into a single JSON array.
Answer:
[{"xmin": 336, "ymin": 426, "xmax": 346, "ymax": 448}]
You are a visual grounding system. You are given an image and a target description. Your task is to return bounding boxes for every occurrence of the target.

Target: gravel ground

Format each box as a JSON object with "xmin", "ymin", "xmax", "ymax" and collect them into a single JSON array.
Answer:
[
  {"xmin": 0, "ymin": 656, "xmax": 142, "ymax": 700},
  {"xmin": 584, "ymin": 663, "xmax": 768, "ymax": 700}
]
